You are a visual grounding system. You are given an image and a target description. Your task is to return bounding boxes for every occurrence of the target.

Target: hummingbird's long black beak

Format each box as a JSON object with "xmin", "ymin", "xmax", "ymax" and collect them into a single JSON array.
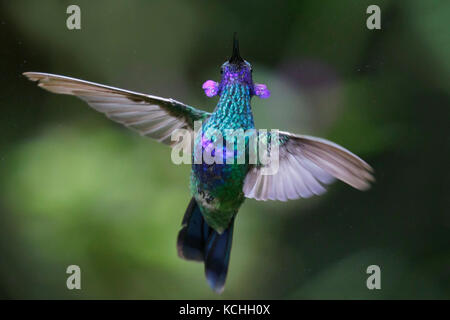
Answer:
[{"xmin": 229, "ymin": 33, "xmax": 244, "ymax": 64}]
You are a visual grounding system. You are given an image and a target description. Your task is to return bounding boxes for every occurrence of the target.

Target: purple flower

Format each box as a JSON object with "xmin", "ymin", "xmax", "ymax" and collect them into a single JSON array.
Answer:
[
  {"xmin": 254, "ymin": 83, "xmax": 270, "ymax": 99},
  {"xmin": 202, "ymin": 80, "xmax": 219, "ymax": 97}
]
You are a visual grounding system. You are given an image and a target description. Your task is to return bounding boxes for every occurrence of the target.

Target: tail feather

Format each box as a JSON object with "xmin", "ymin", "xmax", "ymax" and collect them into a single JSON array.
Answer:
[
  {"xmin": 177, "ymin": 198, "xmax": 210, "ymax": 261},
  {"xmin": 204, "ymin": 220, "xmax": 234, "ymax": 293},
  {"xmin": 177, "ymin": 197, "xmax": 235, "ymax": 293}
]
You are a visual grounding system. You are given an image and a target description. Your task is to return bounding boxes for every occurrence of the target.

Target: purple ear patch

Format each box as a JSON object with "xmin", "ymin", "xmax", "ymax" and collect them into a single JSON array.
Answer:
[
  {"xmin": 202, "ymin": 80, "xmax": 219, "ymax": 97},
  {"xmin": 254, "ymin": 83, "xmax": 270, "ymax": 99}
]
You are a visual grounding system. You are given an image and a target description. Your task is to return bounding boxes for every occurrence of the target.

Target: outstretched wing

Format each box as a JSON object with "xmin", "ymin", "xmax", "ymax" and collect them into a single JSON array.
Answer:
[
  {"xmin": 23, "ymin": 72, "xmax": 210, "ymax": 145},
  {"xmin": 243, "ymin": 131, "xmax": 374, "ymax": 201}
]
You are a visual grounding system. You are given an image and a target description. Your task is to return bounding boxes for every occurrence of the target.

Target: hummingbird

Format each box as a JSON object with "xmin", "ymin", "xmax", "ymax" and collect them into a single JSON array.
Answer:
[{"xmin": 23, "ymin": 34, "xmax": 374, "ymax": 293}]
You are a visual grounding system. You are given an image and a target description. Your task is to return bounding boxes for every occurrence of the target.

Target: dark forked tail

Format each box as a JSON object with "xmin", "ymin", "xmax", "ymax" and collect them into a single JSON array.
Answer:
[{"xmin": 177, "ymin": 197, "xmax": 235, "ymax": 293}]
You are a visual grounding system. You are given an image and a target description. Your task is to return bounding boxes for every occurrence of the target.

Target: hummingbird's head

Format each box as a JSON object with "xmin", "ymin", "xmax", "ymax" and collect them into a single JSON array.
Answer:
[
  {"xmin": 219, "ymin": 33, "xmax": 253, "ymax": 89},
  {"xmin": 202, "ymin": 33, "xmax": 270, "ymax": 99}
]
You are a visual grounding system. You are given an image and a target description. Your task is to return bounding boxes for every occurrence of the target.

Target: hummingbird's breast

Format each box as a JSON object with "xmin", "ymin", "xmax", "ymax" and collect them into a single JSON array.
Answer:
[
  {"xmin": 211, "ymin": 82, "xmax": 255, "ymax": 130},
  {"xmin": 190, "ymin": 82, "xmax": 254, "ymax": 232}
]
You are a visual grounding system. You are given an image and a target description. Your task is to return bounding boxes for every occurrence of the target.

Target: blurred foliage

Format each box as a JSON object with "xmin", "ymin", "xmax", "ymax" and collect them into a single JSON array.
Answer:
[{"xmin": 0, "ymin": 0, "xmax": 449, "ymax": 299}]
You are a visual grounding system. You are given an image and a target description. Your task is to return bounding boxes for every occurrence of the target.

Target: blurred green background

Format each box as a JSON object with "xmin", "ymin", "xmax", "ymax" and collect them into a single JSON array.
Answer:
[{"xmin": 0, "ymin": 0, "xmax": 449, "ymax": 299}]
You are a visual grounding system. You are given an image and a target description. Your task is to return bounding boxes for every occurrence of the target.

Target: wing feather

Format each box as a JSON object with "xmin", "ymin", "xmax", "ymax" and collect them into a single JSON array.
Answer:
[
  {"xmin": 243, "ymin": 131, "xmax": 374, "ymax": 201},
  {"xmin": 23, "ymin": 72, "xmax": 210, "ymax": 145}
]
